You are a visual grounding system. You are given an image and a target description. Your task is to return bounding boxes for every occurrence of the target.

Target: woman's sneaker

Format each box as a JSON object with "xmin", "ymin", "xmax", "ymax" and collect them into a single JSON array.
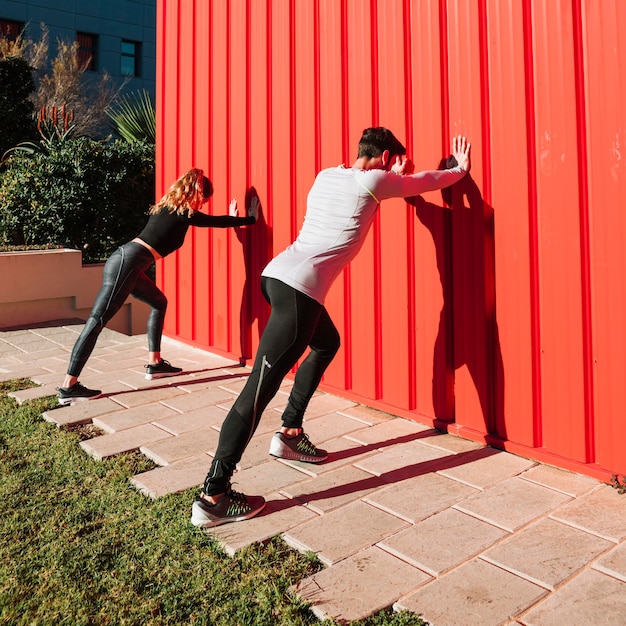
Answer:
[
  {"xmin": 57, "ymin": 382, "xmax": 102, "ymax": 406},
  {"xmin": 144, "ymin": 359, "xmax": 182, "ymax": 380},
  {"xmin": 269, "ymin": 431, "xmax": 328, "ymax": 463},
  {"xmin": 190, "ymin": 486, "xmax": 266, "ymax": 528}
]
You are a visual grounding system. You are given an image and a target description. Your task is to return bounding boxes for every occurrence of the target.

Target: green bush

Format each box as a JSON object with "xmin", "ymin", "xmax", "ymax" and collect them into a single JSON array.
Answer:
[
  {"xmin": 0, "ymin": 56, "xmax": 37, "ymax": 157},
  {"xmin": 0, "ymin": 138, "xmax": 154, "ymax": 263}
]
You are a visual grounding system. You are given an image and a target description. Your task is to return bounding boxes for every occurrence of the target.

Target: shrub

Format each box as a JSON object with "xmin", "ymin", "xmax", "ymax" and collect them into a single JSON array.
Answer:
[
  {"xmin": 107, "ymin": 89, "xmax": 156, "ymax": 143},
  {"xmin": 0, "ymin": 138, "xmax": 155, "ymax": 263},
  {"xmin": 0, "ymin": 56, "xmax": 37, "ymax": 157}
]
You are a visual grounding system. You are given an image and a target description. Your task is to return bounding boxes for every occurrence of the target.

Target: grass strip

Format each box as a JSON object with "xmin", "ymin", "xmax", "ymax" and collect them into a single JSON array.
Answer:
[{"xmin": 0, "ymin": 379, "xmax": 426, "ymax": 626}]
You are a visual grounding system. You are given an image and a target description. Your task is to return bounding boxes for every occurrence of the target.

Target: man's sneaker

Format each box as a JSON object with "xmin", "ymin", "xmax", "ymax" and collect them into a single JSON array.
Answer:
[
  {"xmin": 190, "ymin": 486, "xmax": 266, "ymax": 528},
  {"xmin": 144, "ymin": 359, "xmax": 182, "ymax": 380},
  {"xmin": 57, "ymin": 382, "xmax": 102, "ymax": 406},
  {"xmin": 269, "ymin": 431, "xmax": 328, "ymax": 463}
]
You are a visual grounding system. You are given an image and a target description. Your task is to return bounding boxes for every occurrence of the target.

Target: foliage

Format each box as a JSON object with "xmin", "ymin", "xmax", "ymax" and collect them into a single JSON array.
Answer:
[
  {"xmin": 0, "ymin": 55, "xmax": 37, "ymax": 157},
  {"xmin": 0, "ymin": 138, "xmax": 155, "ymax": 263},
  {"xmin": 0, "ymin": 244, "xmax": 63, "ymax": 252},
  {"xmin": 107, "ymin": 89, "xmax": 156, "ymax": 143},
  {"xmin": 1, "ymin": 24, "xmax": 125, "ymax": 140},
  {"xmin": 610, "ymin": 475, "xmax": 626, "ymax": 494},
  {"xmin": 0, "ymin": 379, "xmax": 426, "ymax": 625}
]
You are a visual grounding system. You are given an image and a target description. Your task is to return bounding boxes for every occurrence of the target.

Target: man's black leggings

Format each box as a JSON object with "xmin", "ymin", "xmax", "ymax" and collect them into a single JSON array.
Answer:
[
  {"xmin": 67, "ymin": 242, "xmax": 167, "ymax": 377},
  {"xmin": 203, "ymin": 277, "xmax": 340, "ymax": 495}
]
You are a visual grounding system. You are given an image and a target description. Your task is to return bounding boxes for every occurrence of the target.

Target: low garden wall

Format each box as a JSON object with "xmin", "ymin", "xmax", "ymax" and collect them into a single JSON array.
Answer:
[{"xmin": 0, "ymin": 249, "xmax": 149, "ymax": 334}]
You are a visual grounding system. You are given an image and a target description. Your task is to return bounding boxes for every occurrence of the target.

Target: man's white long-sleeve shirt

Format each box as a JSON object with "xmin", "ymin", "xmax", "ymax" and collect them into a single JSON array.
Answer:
[{"xmin": 261, "ymin": 164, "xmax": 466, "ymax": 304}]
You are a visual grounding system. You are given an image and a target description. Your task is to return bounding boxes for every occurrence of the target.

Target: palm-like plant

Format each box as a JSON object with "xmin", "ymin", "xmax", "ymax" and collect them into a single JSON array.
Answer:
[{"xmin": 107, "ymin": 89, "xmax": 155, "ymax": 143}]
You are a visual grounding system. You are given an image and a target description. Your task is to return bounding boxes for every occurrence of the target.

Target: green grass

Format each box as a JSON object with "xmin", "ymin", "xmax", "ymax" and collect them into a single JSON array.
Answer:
[{"xmin": 0, "ymin": 380, "xmax": 427, "ymax": 626}]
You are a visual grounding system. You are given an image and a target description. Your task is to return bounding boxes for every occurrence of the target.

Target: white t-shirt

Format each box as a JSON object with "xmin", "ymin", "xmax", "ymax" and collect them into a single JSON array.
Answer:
[{"xmin": 261, "ymin": 164, "xmax": 466, "ymax": 304}]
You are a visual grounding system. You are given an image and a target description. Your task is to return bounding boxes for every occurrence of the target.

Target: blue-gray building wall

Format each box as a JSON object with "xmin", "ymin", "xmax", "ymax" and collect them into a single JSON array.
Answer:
[{"xmin": 0, "ymin": 0, "xmax": 156, "ymax": 99}]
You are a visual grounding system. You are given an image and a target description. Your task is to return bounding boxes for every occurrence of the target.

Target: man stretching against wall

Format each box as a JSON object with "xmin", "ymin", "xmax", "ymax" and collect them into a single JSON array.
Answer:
[{"xmin": 191, "ymin": 128, "xmax": 471, "ymax": 528}]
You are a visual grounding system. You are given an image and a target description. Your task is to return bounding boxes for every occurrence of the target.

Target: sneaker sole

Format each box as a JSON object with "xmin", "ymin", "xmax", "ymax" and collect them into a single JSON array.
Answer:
[
  {"xmin": 269, "ymin": 448, "xmax": 328, "ymax": 463},
  {"xmin": 57, "ymin": 393, "xmax": 103, "ymax": 406},
  {"xmin": 190, "ymin": 501, "xmax": 266, "ymax": 528},
  {"xmin": 145, "ymin": 371, "xmax": 182, "ymax": 380}
]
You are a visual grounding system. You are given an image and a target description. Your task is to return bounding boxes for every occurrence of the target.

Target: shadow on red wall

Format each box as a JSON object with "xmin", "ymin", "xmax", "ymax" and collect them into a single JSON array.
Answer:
[
  {"xmin": 408, "ymin": 165, "xmax": 505, "ymax": 441},
  {"xmin": 234, "ymin": 186, "xmax": 271, "ymax": 362}
]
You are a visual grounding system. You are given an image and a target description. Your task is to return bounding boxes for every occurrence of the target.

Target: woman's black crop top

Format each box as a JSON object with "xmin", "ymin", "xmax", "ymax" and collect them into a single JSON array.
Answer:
[{"xmin": 136, "ymin": 208, "xmax": 255, "ymax": 257}]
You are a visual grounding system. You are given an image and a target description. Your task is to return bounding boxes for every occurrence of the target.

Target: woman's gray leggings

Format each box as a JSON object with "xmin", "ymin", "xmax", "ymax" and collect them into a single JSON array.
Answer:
[{"xmin": 67, "ymin": 242, "xmax": 167, "ymax": 377}]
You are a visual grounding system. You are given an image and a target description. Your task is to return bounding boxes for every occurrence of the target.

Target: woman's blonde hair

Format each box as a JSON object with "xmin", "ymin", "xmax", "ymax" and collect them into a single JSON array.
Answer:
[{"xmin": 149, "ymin": 168, "xmax": 213, "ymax": 215}]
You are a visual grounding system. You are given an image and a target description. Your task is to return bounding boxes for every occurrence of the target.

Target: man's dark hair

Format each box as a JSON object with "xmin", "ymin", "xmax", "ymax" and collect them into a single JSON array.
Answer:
[{"xmin": 357, "ymin": 127, "xmax": 406, "ymax": 158}]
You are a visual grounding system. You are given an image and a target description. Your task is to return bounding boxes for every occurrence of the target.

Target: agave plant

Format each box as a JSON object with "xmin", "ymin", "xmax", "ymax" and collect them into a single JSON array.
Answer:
[
  {"xmin": 107, "ymin": 89, "xmax": 155, "ymax": 143},
  {"xmin": 1, "ymin": 105, "xmax": 76, "ymax": 162}
]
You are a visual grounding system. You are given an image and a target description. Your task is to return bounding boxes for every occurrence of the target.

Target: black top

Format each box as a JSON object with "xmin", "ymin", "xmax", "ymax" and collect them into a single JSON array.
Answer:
[{"xmin": 136, "ymin": 208, "xmax": 255, "ymax": 257}]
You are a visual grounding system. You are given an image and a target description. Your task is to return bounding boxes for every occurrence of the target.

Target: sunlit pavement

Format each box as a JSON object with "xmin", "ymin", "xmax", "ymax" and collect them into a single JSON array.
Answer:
[{"xmin": 3, "ymin": 322, "xmax": 626, "ymax": 625}]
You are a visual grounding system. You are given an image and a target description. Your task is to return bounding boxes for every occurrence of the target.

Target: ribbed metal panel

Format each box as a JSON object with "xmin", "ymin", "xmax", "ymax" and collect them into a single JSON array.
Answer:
[{"xmin": 156, "ymin": 0, "xmax": 626, "ymax": 481}]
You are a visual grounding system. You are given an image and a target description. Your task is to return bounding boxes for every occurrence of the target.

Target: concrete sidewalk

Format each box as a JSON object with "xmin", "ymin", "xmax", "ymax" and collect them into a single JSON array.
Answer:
[{"xmin": 2, "ymin": 321, "xmax": 626, "ymax": 625}]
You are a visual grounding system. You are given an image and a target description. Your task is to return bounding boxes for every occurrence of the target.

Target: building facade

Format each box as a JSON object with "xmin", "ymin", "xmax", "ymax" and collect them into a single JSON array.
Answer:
[{"xmin": 0, "ymin": 0, "xmax": 155, "ymax": 99}]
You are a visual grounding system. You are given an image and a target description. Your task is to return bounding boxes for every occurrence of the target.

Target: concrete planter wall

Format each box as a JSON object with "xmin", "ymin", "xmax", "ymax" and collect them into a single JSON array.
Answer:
[{"xmin": 0, "ymin": 248, "xmax": 149, "ymax": 334}]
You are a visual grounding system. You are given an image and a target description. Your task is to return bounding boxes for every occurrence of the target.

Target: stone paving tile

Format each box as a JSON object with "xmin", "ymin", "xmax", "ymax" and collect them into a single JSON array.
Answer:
[
  {"xmin": 140, "ymin": 426, "xmax": 220, "ymax": 465},
  {"xmin": 229, "ymin": 459, "xmax": 311, "ymax": 497},
  {"xmin": 131, "ymin": 453, "xmax": 211, "ymax": 498},
  {"xmin": 380, "ymin": 508, "xmax": 508, "ymax": 576},
  {"xmin": 159, "ymin": 387, "xmax": 236, "ymax": 413},
  {"xmin": 364, "ymin": 472, "xmax": 479, "ymax": 523},
  {"xmin": 43, "ymin": 398, "xmax": 125, "ymax": 427},
  {"xmin": 85, "ymin": 357, "xmax": 146, "ymax": 374},
  {"xmin": 0, "ymin": 350, "xmax": 28, "ymax": 363},
  {"xmin": 27, "ymin": 371, "xmax": 73, "ymax": 385},
  {"xmin": 418, "ymin": 431, "xmax": 486, "ymax": 454},
  {"xmin": 209, "ymin": 493, "xmax": 318, "ymax": 556},
  {"xmin": 237, "ymin": 405, "xmax": 284, "ymax": 436},
  {"xmin": 454, "ymin": 477, "xmax": 572, "ymax": 532},
  {"xmin": 292, "ymin": 546, "xmax": 431, "ymax": 623},
  {"xmin": 9, "ymin": 382, "xmax": 60, "ymax": 403},
  {"xmin": 93, "ymin": 403, "xmax": 179, "ymax": 433},
  {"xmin": 104, "ymin": 384, "xmax": 188, "ymax": 408},
  {"xmin": 396, "ymin": 558, "xmax": 547, "ymax": 626},
  {"xmin": 0, "ymin": 366, "xmax": 52, "ymax": 382},
  {"xmin": 594, "ymin": 542, "xmax": 626, "ymax": 583},
  {"xmin": 9, "ymin": 347, "xmax": 69, "ymax": 363},
  {"xmin": 281, "ymin": 465, "xmax": 386, "ymax": 514},
  {"xmin": 174, "ymin": 371, "xmax": 249, "ymax": 393},
  {"xmin": 550, "ymin": 485, "xmax": 626, "ymax": 542},
  {"xmin": 520, "ymin": 464, "xmax": 600, "ymax": 497},
  {"xmin": 215, "ymin": 390, "xmax": 291, "ymax": 421},
  {"xmin": 80, "ymin": 423, "xmax": 172, "ymax": 460},
  {"xmin": 236, "ymin": 431, "xmax": 275, "ymax": 470},
  {"xmin": 15, "ymin": 354, "xmax": 68, "ymax": 369},
  {"xmin": 299, "ymin": 411, "xmax": 368, "ymax": 443},
  {"xmin": 345, "ymin": 417, "xmax": 432, "ymax": 446},
  {"xmin": 336, "ymin": 404, "xmax": 397, "ymax": 425},
  {"xmin": 483, "ymin": 518, "xmax": 613, "ymax": 591},
  {"xmin": 354, "ymin": 440, "xmax": 451, "ymax": 480},
  {"xmin": 519, "ymin": 569, "xmax": 626, "ymax": 626},
  {"xmin": 438, "ymin": 448, "xmax": 537, "ymax": 490},
  {"xmin": 277, "ymin": 436, "xmax": 381, "ymax": 477},
  {"xmin": 295, "ymin": 393, "xmax": 357, "ymax": 419},
  {"xmin": 152, "ymin": 404, "xmax": 229, "ymax": 435},
  {"xmin": 283, "ymin": 500, "xmax": 408, "ymax": 566},
  {"xmin": 2, "ymin": 339, "xmax": 59, "ymax": 353}
]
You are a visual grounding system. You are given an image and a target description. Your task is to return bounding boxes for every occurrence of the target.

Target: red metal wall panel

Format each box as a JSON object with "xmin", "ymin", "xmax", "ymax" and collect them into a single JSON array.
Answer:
[
  {"xmin": 156, "ymin": 0, "xmax": 626, "ymax": 482},
  {"xmin": 584, "ymin": 0, "xmax": 626, "ymax": 472}
]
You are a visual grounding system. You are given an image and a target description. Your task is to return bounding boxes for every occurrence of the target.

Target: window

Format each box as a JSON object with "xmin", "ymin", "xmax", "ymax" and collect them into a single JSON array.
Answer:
[
  {"xmin": 77, "ymin": 32, "xmax": 97, "ymax": 71},
  {"xmin": 121, "ymin": 40, "xmax": 141, "ymax": 77},
  {"xmin": 0, "ymin": 19, "xmax": 24, "ymax": 41}
]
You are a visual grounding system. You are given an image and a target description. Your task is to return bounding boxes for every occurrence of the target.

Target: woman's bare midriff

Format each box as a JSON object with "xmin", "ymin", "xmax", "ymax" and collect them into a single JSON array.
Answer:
[{"xmin": 132, "ymin": 238, "xmax": 161, "ymax": 261}]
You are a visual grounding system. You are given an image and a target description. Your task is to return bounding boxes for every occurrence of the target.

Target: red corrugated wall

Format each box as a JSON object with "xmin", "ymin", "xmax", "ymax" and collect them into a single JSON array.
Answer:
[{"xmin": 156, "ymin": 0, "xmax": 626, "ymax": 482}]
